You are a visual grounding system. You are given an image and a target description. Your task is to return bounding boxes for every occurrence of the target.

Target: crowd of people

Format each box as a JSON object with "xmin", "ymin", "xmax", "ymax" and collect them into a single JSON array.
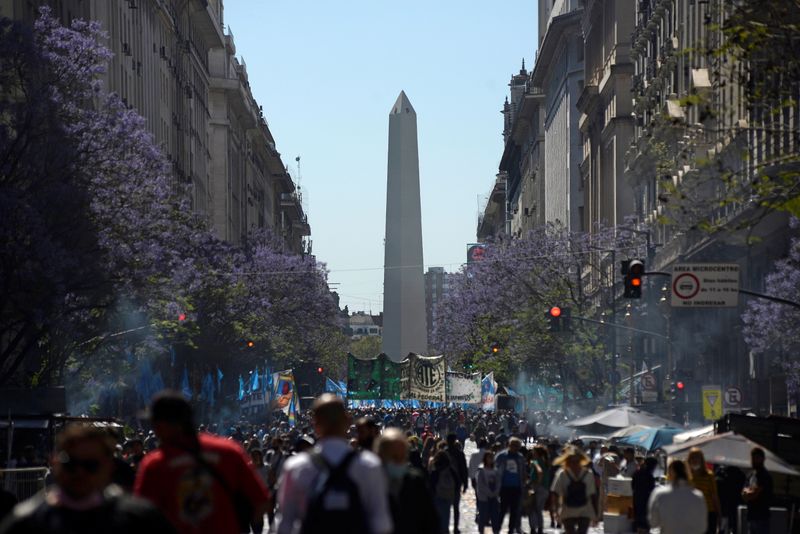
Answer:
[{"xmin": 0, "ymin": 392, "xmax": 781, "ymax": 534}]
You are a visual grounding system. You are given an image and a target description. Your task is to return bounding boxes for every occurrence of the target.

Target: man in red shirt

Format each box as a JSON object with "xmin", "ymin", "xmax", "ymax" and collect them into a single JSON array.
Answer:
[{"xmin": 135, "ymin": 391, "xmax": 270, "ymax": 534}]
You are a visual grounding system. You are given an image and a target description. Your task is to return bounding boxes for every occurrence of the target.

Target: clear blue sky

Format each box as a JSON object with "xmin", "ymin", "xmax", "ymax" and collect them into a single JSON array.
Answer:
[{"xmin": 224, "ymin": 1, "xmax": 538, "ymax": 314}]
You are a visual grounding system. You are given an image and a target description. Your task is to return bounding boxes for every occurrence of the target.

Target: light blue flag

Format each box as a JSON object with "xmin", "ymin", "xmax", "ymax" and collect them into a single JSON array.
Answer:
[
  {"xmin": 152, "ymin": 371, "xmax": 165, "ymax": 395},
  {"xmin": 252, "ymin": 369, "xmax": 260, "ymax": 391},
  {"xmin": 181, "ymin": 367, "xmax": 192, "ymax": 399},
  {"xmin": 325, "ymin": 378, "xmax": 340, "ymax": 395},
  {"xmin": 201, "ymin": 373, "xmax": 214, "ymax": 407},
  {"xmin": 238, "ymin": 375, "xmax": 245, "ymax": 400}
]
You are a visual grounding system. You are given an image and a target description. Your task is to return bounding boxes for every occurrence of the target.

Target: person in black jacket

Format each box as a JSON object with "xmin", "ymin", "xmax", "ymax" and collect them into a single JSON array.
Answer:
[
  {"xmin": 376, "ymin": 428, "xmax": 438, "ymax": 534},
  {"xmin": 632, "ymin": 457, "xmax": 658, "ymax": 534},
  {"xmin": 0, "ymin": 424, "xmax": 175, "ymax": 534},
  {"xmin": 446, "ymin": 433, "xmax": 469, "ymax": 534}
]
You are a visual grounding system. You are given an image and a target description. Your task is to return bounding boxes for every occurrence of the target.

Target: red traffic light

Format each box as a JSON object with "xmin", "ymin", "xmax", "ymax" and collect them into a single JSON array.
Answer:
[
  {"xmin": 317, "ymin": 367, "xmax": 324, "ymax": 374},
  {"xmin": 549, "ymin": 306, "xmax": 562, "ymax": 318},
  {"xmin": 246, "ymin": 340, "xmax": 255, "ymax": 348},
  {"xmin": 178, "ymin": 313, "xmax": 186, "ymax": 322},
  {"xmin": 676, "ymin": 381, "xmax": 685, "ymax": 390},
  {"xmin": 491, "ymin": 345, "xmax": 500, "ymax": 354},
  {"xmin": 631, "ymin": 278, "xmax": 642, "ymax": 287}
]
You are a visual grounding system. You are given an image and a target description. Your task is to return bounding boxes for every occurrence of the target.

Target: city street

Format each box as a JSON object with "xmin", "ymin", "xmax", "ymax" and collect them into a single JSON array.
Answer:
[
  {"xmin": 0, "ymin": 1, "xmax": 797, "ymax": 533},
  {"xmin": 455, "ymin": 441, "xmax": 605, "ymax": 534}
]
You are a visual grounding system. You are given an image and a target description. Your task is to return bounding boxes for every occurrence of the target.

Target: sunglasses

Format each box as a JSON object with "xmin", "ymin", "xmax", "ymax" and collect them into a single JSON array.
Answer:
[{"xmin": 58, "ymin": 453, "xmax": 102, "ymax": 474}]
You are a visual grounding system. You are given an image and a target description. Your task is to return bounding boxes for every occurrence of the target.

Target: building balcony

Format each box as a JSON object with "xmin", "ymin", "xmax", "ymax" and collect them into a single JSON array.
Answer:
[
  {"xmin": 576, "ymin": 81, "xmax": 599, "ymax": 115},
  {"xmin": 189, "ymin": 0, "xmax": 225, "ymax": 48}
]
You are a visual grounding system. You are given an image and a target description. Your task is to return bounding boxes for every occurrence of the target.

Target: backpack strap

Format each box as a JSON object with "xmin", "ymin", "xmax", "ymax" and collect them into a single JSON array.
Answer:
[{"xmin": 310, "ymin": 450, "xmax": 359, "ymax": 478}]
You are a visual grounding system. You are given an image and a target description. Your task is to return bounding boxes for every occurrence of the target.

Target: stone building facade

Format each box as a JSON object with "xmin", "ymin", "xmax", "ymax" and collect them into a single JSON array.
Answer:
[{"xmin": 1, "ymin": 0, "xmax": 309, "ymax": 253}]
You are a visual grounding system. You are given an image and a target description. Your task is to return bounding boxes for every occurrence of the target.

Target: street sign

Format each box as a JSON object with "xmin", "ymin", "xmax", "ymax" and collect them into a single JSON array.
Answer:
[
  {"xmin": 641, "ymin": 390, "xmax": 658, "ymax": 403},
  {"xmin": 702, "ymin": 385, "xmax": 723, "ymax": 420},
  {"xmin": 724, "ymin": 386, "xmax": 742, "ymax": 408},
  {"xmin": 641, "ymin": 373, "xmax": 657, "ymax": 391},
  {"xmin": 671, "ymin": 264, "xmax": 740, "ymax": 307}
]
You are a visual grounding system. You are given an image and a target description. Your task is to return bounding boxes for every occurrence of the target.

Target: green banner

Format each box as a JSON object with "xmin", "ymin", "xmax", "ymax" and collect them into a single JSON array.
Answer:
[
  {"xmin": 347, "ymin": 353, "xmax": 382, "ymax": 399},
  {"xmin": 380, "ymin": 355, "xmax": 407, "ymax": 400},
  {"xmin": 347, "ymin": 353, "xmax": 409, "ymax": 399}
]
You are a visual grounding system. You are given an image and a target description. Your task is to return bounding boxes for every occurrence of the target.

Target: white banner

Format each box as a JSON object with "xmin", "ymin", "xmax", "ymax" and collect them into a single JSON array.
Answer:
[
  {"xmin": 446, "ymin": 372, "xmax": 481, "ymax": 403},
  {"xmin": 405, "ymin": 354, "xmax": 446, "ymax": 402}
]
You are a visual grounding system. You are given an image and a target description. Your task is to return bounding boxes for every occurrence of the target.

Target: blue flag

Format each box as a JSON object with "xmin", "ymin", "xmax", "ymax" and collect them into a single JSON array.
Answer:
[
  {"xmin": 238, "ymin": 375, "xmax": 245, "ymax": 400},
  {"xmin": 251, "ymin": 369, "xmax": 260, "ymax": 391},
  {"xmin": 181, "ymin": 367, "xmax": 192, "ymax": 399}
]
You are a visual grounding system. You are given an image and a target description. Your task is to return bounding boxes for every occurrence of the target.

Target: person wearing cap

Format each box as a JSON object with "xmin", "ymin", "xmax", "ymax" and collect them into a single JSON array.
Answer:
[
  {"xmin": 134, "ymin": 391, "xmax": 270, "ymax": 534},
  {"xmin": 0, "ymin": 424, "xmax": 175, "ymax": 534},
  {"xmin": 550, "ymin": 446, "xmax": 598, "ymax": 534},
  {"xmin": 294, "ymin": 435, "xmax": 315, "ymax": 454}
]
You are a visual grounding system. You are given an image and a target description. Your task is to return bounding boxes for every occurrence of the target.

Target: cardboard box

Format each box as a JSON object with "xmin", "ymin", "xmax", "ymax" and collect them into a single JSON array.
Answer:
[
  {"xmin": 607, "ymin": 476, "xmax": 633, "ymax": 496},
  {"xmin": 605, "ymin": 494, "xmax": 633, "ymax": 515},
  {"xmin": 603, "ymin": 512, "xmax": 633, "ymax": 534}
]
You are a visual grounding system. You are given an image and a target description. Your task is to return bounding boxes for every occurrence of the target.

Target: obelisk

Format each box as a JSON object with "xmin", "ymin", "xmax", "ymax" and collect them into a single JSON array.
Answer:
[{"xmin": 382, "ymin": 91, "xmax": 428, "ymax": 362}]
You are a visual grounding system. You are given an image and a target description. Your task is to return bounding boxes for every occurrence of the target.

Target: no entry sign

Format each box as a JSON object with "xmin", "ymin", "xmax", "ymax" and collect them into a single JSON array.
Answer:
[{"xmin": 671, "ymin": 263, "xmax": 739, "ymax": 307}]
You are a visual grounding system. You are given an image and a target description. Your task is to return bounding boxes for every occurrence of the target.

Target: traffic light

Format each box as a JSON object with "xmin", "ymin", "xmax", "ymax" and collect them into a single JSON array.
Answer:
[
  {"xmin": 178, "ymin": 313, "xmax": 187, "ymax": 322},
  {"xmin": 490, "ymin": 343, "xmax": 501, "ymax": 354},
  {"xmin": 545, "ymin": 306, "xmax": 571, "ymax": 332},
  {"xmin": 668, "ymin": 380, "xmax": 686, "ymax": 400},
  {"xmin": 463, "ymin": 356, "xmax": 474, "ymax": 371},
  {"xmin": 622, "ymin": 259, "xmax": 645, "ymax": 298},
  {"xmin": 246, "ymin": 340, "xmax": 255, "ymax": 348},
  {"xmin": 316, "ymin": 366, "xmax": 324, "ymax": 374}
]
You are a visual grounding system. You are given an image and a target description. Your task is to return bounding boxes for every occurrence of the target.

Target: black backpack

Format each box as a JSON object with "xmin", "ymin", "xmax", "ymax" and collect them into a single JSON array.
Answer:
[
  {"xmin": 300, "ymin": 450, "xmax": 370, "ymax": 534},
  {"xmin": 564, "ymin": 471, "xmax": 588, "ymax": 508}
]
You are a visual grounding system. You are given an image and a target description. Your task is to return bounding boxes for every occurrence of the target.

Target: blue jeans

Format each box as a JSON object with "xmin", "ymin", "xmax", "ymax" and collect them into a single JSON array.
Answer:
[
  {"xmin": 478, "ymin": 498, "xmax": 501, "ymax": 533},
  {"xmin": 434, "ymin": 497, "xmax": 451, "ymax": 534}
]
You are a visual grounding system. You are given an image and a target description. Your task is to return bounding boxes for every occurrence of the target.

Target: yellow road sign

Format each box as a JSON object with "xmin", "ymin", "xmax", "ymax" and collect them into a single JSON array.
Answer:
[{"xmin": 702, "ymin": 385, "xmax": 723, "ymax": 420}]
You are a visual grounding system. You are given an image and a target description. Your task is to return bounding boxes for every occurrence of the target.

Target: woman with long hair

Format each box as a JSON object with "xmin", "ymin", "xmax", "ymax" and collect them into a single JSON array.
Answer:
[{"xmin": 687, "ymin": 448, "xmax": 722, "ymax": 534}]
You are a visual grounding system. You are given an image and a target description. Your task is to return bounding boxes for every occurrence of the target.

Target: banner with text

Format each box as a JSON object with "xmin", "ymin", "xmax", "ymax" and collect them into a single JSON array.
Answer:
[
  {"xmin": 405, "ymin": 354, "xmax": 446, "ymax": 403},
  {"xmin": 446, "ymin": 372, "xmax": 481, "ymax": 403}
]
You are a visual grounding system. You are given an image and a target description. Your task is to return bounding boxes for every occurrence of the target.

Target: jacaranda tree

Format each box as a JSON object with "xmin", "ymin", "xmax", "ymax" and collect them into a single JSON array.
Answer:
[{"xmin": 0, "ymin": 10, "xmax": 342, "ymax": 396}]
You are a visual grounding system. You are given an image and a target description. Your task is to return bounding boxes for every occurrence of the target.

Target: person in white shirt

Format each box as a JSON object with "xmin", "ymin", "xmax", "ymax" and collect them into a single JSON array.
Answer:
[
  {"xmin": 469, "ymin": 438, "xmax": 488, "ymax": 488},
  {"xmin": 550, "ymin": 446, "xmax": 598, "ymax": 534},
  {"xmin": 648, "ymin": 459, "xmax": 707, "ymax": 534},
  {"xmin": 274, "ymin": 394, "xmax": 393, "ymax": 534}
]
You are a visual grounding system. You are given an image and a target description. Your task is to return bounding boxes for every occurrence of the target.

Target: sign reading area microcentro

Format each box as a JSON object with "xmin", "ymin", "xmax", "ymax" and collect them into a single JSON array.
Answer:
[{"xmin": 671, "ymin": 263, "xmax": 740, "ymax": 307}]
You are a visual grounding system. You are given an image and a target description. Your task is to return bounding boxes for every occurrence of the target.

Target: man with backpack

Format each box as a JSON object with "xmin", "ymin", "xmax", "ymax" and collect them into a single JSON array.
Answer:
[
  {"xmin": 550, "ymin": 446, "xmax": 598, "ymax": 534},
  {"xmin": 274, "ymin": 394, "xmax": 392, "ymax": 534}
]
